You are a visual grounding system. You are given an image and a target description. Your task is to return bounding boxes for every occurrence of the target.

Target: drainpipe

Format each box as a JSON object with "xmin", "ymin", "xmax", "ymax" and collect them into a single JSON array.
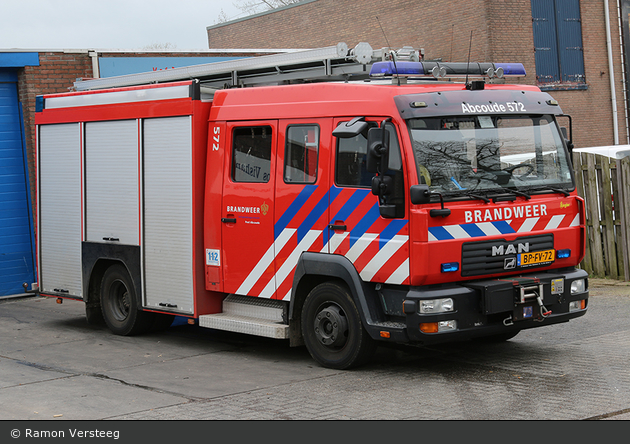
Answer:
[
  {"xmin": 605, "ymin": 0, "xmax": 619, "ymax": 144},
  {"xmin": 616, "ymin": 0, "xmax": 630, "ymax": 144},
  {"xmin": 608, "ymin": 0, "xmax": 630, "ymax": 281},
  {"xmin": 88, "ymin": 50, "xmax": 99, "ymax": 79}
]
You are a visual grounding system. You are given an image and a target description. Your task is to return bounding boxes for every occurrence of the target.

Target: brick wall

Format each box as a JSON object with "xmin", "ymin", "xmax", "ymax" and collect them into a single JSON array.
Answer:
[
  {"xmin": 208, "ymin": 0, "xmax": 629, "ymax": 148},
  {"xmin": 17, "ymin": 51, "xmax": 94, "ymax": 223},
  {"xmin": 207, "ymin": 0, "xmax": 492, "ymax": 62}
]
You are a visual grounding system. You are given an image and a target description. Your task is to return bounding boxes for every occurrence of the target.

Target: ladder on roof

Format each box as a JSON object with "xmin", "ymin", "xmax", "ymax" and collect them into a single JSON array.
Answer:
[{"xmin": 73, "ymin": 42, "xmax": 422, "ymax": 91}]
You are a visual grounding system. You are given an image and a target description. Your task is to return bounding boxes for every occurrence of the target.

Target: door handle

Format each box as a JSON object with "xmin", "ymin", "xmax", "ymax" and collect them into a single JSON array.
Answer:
[
  {"xmin": 328, "ymin": 224, "xmax": 347, "ymax": 231},
  {"xmin": 102, "ymin": 237, "xmax": 119, "ymax": 242},
  {"xmin": 221, "ymin": 218, "xmax": 237, "ymax": 224}
]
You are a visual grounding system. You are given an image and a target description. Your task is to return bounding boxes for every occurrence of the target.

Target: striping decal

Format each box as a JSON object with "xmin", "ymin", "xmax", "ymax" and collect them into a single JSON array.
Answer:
[
  {"xmin": 236, "ymin": 185, "xmax": 410, "ymax": 299},
  {"xmin": 428, "ymin": 213, "xmax": 575, "ymax": 241}
]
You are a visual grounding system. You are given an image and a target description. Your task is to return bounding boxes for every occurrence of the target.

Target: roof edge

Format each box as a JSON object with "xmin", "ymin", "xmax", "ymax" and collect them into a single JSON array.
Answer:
[{"xmin": 207, "ymin": 0, "xmax": 318, "ymax": 31}]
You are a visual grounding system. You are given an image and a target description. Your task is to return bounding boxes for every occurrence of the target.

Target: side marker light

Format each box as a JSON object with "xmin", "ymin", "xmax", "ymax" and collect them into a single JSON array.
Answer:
[
  {"xmin": 557, "ymin": 249, "xmax": 571, "ymax": 259},
  {"xmin": 441, "ymin": 262, "xmax": 459, "ymax": 273}
]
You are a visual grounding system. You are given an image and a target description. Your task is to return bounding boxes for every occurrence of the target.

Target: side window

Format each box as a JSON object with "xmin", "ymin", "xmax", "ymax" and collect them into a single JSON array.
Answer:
[
  {"xmin": 335, "ymin": 123, "xmax": 375, "ymax": 188},
  {"xmin": 284, "ymin": 125, "xmax": 319, "ymax": 183},
  {"xmin": 232, "ymin": 126, "xmax": 272, "ymax": 183},
  {"xmin": 335, "ymin": 121, "xmax": 402, "ymax": 188}
]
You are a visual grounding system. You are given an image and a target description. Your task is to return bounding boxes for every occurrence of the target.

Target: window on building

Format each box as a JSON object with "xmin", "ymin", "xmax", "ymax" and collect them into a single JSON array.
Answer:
[
  {"xmin": 284, "ymin": 125, "xmax": 319, "ymax": 184},
  {"xmin": 232, "ymin": 126, "xmax": 272, "ymax": 183},
  {"xmin": 531, "ymin": 0, "xmax": 587, "ymax": 90}
]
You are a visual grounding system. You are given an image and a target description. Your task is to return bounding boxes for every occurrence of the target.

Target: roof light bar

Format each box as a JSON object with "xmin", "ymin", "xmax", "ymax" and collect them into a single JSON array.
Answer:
[{"xmin": 370, "ymin": 61, "xmax": 526, "ymax": 79}]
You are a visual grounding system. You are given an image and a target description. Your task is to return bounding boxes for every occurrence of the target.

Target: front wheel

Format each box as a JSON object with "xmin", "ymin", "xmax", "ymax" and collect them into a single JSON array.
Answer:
[
  {"xmin": 301, "ymin": 282, "xmax": 376, "ymax": 369},
  {"xmin": 100, "ymin": 263, "xmax": 154, "ymax": 336}
]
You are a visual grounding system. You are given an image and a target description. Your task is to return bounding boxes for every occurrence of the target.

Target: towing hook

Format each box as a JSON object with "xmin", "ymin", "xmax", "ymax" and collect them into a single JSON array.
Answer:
[
  {"xmin": 535, "ymin": 293, "xmax": 552, "ymax": 320},
  {"xmin": 503, "ymin": 316, "xmax": 514, "ymax": 326}
]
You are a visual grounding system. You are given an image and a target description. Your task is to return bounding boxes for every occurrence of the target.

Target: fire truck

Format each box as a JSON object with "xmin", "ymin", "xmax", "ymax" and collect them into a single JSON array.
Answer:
[{"xmin": 34, "ymin": 43, "xmax": 589, "ymax": 369}]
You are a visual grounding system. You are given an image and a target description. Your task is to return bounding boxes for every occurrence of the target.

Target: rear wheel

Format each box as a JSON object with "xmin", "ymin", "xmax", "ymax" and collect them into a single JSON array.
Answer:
[
  {"xmin": 301, "ymin": 282, "xmax": 376, "ymax": 369},
  {"xmin": 100, "ymin": 263, "xmax": 153, "ymax": 336}
]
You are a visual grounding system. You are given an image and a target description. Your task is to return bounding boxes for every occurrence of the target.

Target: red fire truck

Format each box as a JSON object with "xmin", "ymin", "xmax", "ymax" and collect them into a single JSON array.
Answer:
[{"xmin": 34, "ymin": 43, "xmax": 588, "ymax": 369}]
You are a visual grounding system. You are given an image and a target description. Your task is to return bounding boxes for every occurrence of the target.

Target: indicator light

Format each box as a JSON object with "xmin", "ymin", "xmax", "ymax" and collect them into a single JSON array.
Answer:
[
  {"xmin": 569, "ymin": 299, "xmax": 586, "ymax": 311},
  {"xmin": 420, "ymin": 320, "xmax": 457, "ymax": 333}
]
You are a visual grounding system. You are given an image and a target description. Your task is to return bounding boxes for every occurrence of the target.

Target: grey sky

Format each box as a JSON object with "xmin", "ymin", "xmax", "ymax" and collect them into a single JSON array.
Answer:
[{"xmin": 0, "ymin": 0, "xmax": 246, "ymax": 51}]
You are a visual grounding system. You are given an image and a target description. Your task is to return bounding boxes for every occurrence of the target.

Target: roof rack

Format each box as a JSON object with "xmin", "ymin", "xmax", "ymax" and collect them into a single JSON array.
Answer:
[
  {"xmin": 73, "ymin": 42, "xmax": 416, "ymax": 91},
  {"xmin": 72, "ymin": 42, "xmax": 524, "ymax": 92}
]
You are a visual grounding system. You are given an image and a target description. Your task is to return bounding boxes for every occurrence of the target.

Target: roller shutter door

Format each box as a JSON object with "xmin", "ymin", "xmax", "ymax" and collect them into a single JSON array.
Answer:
[
  {"xmin": 143, "ymin": 116, "xmax": 194, "ymax": 314},
  {"xmin": 38, "ymin": 123, "xmax": 82, "ymax": 297},
  {"xmin": 0, "ymin": 77, "xmax": 35, "ymax": 296}
]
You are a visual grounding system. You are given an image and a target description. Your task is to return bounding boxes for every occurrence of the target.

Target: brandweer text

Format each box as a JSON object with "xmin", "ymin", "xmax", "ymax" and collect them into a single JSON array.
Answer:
[{"xmin": 464, "ymin": 204, "xmax": 547, "ymax": 223}]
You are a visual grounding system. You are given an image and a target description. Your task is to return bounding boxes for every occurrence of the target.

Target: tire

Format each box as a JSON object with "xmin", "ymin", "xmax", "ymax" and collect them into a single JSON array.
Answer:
[
  {"xmin": 301, "ymin": 282, "xmax": 376, "ymax": 369},
  {"xmin": 100, "ymin": 263, "xmax": 154, "ymax": 336},
  {"xmin": 85, "ymin": 301, "xmax": 105, "ymax": 326}
]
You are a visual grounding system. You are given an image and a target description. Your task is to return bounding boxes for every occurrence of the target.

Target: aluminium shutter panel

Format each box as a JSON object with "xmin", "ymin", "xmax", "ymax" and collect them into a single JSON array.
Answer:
[
  {"xmin": 38, "ymin": 123, "xmax": 82, "ymax": 297},
  {"xmin": 142, "ymin": 116, "xmax": 194, "ymax": 314},
  {"xmin": 85, "ymin": 120, "xmax": 139, "ymax": 245}
]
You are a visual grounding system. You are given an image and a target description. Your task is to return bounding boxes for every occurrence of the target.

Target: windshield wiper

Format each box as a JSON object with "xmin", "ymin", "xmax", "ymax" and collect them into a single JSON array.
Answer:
[
  {"xmin": 487, "ymin": 188, "xmax": 531, "ymax": 202},
  {"xmin": 463, "ymin": 192, "xmax": 490, "ymax": 203},
  {"xmin": 526, "ymin": 186, "xmax": 571, "ymax": 197}
]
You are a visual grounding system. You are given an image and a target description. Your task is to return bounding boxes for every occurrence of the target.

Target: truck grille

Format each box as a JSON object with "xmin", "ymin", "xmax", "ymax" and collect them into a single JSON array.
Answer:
[{"xmin": 461, "ymin": 234, "xmax": 554, "ymax": 277}]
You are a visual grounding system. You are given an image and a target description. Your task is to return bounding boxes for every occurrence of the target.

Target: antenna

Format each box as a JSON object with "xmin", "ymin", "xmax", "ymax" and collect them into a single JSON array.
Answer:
[
  {"xmin": 376, "ymin": 16, "xmax": 401, "ymax": 86},
  {"xmin": 465, "ymin": 30, "xmax": 473, "ymax": 88}
]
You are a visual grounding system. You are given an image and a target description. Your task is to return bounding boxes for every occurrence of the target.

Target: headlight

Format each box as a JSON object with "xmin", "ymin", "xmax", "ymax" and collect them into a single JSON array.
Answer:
[
  {"xmin": 570, "ymin": 279, "xmax": 585, "ymax": 294},
  {"xmin": 420, "ymin": 298, "xmax": 454, "ymax": 314}
]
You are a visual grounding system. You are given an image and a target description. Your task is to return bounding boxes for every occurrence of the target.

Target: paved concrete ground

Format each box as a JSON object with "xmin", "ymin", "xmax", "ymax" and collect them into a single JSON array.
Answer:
[{"xmin": 0, "ymin": 279, "xmax": 628, "ymax": 421}]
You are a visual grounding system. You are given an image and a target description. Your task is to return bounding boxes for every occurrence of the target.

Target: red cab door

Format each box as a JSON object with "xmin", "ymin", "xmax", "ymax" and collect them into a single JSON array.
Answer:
[
  {"xmin": 328, "ymin": 117, "xmax": 410, "ymax": 285},
  {"xmin": 271, "ymin": 119, "xmax": 332, "ymax": 300},
  {"xmin": 221, "ymin": 121, "xmax": 277, "ymax": 296}
]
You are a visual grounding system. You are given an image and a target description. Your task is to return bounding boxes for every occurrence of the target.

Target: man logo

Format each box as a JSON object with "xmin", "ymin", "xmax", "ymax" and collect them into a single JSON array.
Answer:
[{"xmin": 504, "ymin": 257, "xmax": 516, "ymax": 269}]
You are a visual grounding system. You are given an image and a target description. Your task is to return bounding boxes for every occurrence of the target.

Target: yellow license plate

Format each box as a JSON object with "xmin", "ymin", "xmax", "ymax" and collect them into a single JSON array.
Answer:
[{"xmin": 518, "ymin": 249, "xmax": 555, "ymax": 266}]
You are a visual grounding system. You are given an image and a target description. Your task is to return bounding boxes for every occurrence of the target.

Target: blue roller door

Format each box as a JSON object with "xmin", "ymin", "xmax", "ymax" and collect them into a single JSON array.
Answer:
[{"xmin": 0, "ymin": 70, "xmax": 35, "ymax": 296}]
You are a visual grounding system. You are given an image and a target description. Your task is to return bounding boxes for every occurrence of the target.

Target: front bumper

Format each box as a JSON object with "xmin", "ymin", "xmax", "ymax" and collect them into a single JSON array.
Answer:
[{"xmin": 394, "ymin": 268, "xmax": 588, "ymax": 344}]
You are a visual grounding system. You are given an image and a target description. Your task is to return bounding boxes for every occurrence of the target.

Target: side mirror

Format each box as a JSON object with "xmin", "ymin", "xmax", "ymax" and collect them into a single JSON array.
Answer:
[
  {"xmin": 561, "ymin": 127, "xmax": 574, "ymax": 152},
  {"xmin": 410, "ymin": 184, "xmax": 451, "ymax": 218},
  {"xmin": 366, "ymin": 127, "xmax": 390, "ymax": 174},
  {"xmin": 332, "ymin": 116, "xmax": 369, "ymax": 138},
  {"xmin": 410, "ymin": 184, "xmax": 431, "ymax": 204}
]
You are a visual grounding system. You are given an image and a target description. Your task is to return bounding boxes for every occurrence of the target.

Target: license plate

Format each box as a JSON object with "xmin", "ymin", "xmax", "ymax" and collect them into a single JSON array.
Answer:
[{"xmin": 518, "ymin": 249, "xmax": 555, "ymax": 266}]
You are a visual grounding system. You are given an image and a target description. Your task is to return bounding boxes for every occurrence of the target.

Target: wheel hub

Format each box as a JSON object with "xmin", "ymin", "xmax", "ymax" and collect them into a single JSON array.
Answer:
[
  {"xmin": 313, "ymin": 304, "xmax": 348, "ymax": 347},
  {"xmin": 111, "ymin": 280, "xmax": 130, "ymax": 321}
]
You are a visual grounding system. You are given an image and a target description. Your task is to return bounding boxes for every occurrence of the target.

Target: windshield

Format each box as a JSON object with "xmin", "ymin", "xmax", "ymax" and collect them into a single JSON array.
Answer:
[{"xmin": 408, "ymin": 115, "xmax": 574, "ymax": 197}]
